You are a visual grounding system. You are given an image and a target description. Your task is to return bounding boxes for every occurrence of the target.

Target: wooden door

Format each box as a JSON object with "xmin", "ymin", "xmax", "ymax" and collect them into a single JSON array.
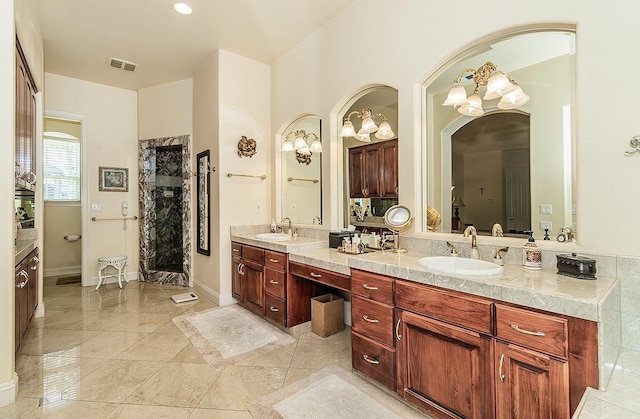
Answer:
[
  {"xmin": 380, "ymin": 139, "xmax": 398, "ymax": 197},
  {"xmin": 505, "ymin": 166, "xmax": 530, "ymax": 233},
  {"xmin": 242, "ymin": 259, "xmax": 265, "ymax": 316},
  {"xmin": 396, "ymin": 309, "xmax": 494, "ymax": 419},
  {"xmin": 364, "ymin": 145, "xmax": 381, "ymax": 197},
  {"xmin": 349, "ymin": 147, "xmax": 365, "ymax": 198},
  {"xmin": 495, "ymin": 340, "xmax": 569, "ymax": 419}
]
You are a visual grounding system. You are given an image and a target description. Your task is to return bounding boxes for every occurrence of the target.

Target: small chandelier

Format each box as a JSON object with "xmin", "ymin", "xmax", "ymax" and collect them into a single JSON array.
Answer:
[
  {"xmin": 340, "ymin": 108, "xmax": 395, "ymax": 142},
  {"xmin": 281, "ymin": 130, "xmax": 322, "ymax": 155},
  {"xmin": 442, "ymin": 62, "xmax": 530, "ymax": 117}
]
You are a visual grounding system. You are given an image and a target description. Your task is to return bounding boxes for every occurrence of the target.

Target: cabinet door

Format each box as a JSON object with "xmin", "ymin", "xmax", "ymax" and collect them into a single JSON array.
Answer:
[
  {"xmin": 349, "ymin": 147, "xmax": 365, "ymax": 198},
  {"xmin": 380, "ymin": 139, "xmax": 398, "ymax": 197},
  {"xmin": 495, "ymin": 340, "xmax": 569, "ymax": 419},
  {"xmin": 27, "ymin": 251, "xmax": 39, "ymax": 319},
  {"xmin": 15, "ymin": 266, "xmax": 30, "ymax": 354},
  {"xmin": 243, "ymin": 259, "xmax": 265, "ymax": 316},
  {"xmin": 363, "ymin": 145, "xmax": 381, "ymax": 197},
  {"xmin": 232, "ymin": 256, "xmax": 242, "ymax": 301},
  {"xmin": 397, "ymin": 309, "xmax": 494, "ymax": 419}
]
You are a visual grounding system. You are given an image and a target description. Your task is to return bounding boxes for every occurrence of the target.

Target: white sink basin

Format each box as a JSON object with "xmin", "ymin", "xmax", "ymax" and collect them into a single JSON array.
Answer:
[
  {"xmin": 255, "ymin": 232, "xmax": 291, "ymax": 241},
  {"xmin": 418, "ymin": 256, "xmax": 504, "ymax": 276}
]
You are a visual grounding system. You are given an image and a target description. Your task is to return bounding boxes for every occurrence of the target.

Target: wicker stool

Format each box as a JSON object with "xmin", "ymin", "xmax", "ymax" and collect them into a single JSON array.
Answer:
[{"xmin": 96, "ymin": 255, "xmax": 128, "ymax": 290}]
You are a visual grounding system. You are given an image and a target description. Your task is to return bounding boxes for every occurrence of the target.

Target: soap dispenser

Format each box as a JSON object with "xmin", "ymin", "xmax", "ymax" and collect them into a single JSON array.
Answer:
[
  {"xmin": 522, "ymin": 231, "xmax": 542, "ymax": 270},
  {"xmin": 270, "ymin": 219, "xmax": 277, "ymax": 233}
]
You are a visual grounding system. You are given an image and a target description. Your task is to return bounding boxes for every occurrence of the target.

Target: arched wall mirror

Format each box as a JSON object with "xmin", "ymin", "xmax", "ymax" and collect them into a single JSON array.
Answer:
[
  {"xmin": 340, "ymin": 86, "xmax": 399, "ymax": 233},
  {"xmin": 423, "ymin": 28, "xmax": 576, "ymax": 240},
  {"xmin": 280, "ymin": 114, "xmax": 322, "ymax": 225}
]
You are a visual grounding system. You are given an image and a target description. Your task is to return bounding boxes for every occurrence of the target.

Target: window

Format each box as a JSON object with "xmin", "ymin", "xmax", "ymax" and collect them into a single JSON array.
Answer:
[{"xmin": 43, "ymin": 133, "xmax": 80, "ymax": 201}]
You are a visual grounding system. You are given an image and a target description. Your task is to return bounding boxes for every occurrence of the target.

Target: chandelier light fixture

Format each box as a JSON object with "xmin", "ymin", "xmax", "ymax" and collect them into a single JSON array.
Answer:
[
  {"xmin": 340, "ymin": 108, "xmax": 395, "ymax": 142},
  {"xmin": 281, "ymin": 130, "xmax": 322, "ymax": 155},
  {"xmin": 442, "ymin": 61, "xmax": 530, "ymax": 117}
]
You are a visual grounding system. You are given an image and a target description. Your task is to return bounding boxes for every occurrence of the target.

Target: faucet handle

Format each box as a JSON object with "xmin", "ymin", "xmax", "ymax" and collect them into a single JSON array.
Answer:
[{"xmin": 446, "ymin": 241, "xmax": 458, "ymax": 256}]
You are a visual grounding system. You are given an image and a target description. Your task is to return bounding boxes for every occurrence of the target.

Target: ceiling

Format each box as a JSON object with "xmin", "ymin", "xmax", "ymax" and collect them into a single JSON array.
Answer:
[{"xmin": 35, "ymin": 0, "xmax": 357, "ymax": 91}]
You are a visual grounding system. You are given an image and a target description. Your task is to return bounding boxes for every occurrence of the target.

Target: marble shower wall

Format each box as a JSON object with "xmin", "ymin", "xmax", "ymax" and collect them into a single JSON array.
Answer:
[{"xmin": 138, "ymin": 135, "xmax": 191, "ymax": 286}]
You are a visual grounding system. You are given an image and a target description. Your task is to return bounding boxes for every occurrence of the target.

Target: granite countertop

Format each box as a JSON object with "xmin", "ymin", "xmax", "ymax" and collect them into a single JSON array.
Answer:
[
  {"xmin": 234, "ymin": 233, "xmax": 618, "ymax": 323},
  {"xmin": 15, "ymin": 238, "xmax": 37, "ymax": 266}
]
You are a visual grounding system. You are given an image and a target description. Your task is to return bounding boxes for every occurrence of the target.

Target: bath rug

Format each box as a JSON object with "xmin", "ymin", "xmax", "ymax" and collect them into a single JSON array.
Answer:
[
  {"xmin": 172, "ymin": 305, "xmax": 295, "ymax": 368},
  {"xmin": 248, "ymin": 364, "xmax": 424, "ymax": 419}
]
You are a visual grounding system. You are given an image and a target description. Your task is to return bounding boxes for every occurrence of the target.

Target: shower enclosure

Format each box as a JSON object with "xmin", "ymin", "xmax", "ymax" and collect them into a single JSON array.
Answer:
[{"xmin": 138, "ymin": 135, "xmax": 191, "ymax": 286}]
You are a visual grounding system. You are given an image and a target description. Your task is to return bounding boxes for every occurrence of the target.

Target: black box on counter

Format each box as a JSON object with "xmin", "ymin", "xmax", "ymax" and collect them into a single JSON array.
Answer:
[
  {"xmin": 556, "ymin": 253, "xmax": 597, "ymax": 280},
  {"xmin": 328, "ymin": 231, "xmax": 353, "ymax": 248}
]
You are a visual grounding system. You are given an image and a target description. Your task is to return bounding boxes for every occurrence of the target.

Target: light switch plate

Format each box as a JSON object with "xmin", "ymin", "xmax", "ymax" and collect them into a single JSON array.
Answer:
[
  {"xmin": 539, "ymin": 204, "xmax": 552, "ymax": 215},
  {"xmin": 540, "ymin": 221, "xmax": 552, "ymax": 231},
  {"xmin": 91, "ymin": 203, "xmax": 102, "ymax": 212}
]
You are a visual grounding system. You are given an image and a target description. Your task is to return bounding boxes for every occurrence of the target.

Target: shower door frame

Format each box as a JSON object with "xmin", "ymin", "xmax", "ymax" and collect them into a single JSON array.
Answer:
[{"xmin": 138, "ymin": 135, "xmax": 191, "ymax": 286}]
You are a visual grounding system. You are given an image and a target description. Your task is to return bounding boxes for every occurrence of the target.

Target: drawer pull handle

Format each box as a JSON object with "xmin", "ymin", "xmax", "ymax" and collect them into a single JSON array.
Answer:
[
  {"xmin": 269, "ymin": 280, "xmax": 279, "ymax": 285},
  {"xmin": 363, "ymin": 315, "xmax": 379, "ymax": 323},
  {"xmin": 499, "ymin": 354, "xmax": 505, "ymax": 382},
  {"xmin": 510, "ymin": 324, "xmax": 546, "ymax": 337},
  {"xmin": 309, "ymin": 272, "xmax": 322, "ymax": 278},
  {"xmin": 232, "ymin": 249, "xmax": 240, "ymax": 253},
  {"xmin": 395, "ymin": 319, "xmax": 402, "ymax": 340},
  {"xmin": 362, "ymin": 354, "xmax": 379, "ymax": 364},
  {"xmin": 269, "ymin": 306, "xmax": 279, "ymax": 312},
  {"xmin": 362, "ymin": 283, "xmax": 379, "ymax": 291},
  {"xmin": 269, "ymin": 258, "xmax": 279, "ymax": 263}
]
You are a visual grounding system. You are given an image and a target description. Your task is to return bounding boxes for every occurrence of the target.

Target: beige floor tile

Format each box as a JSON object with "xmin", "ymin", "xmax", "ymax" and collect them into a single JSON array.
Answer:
[
  {"xmin": 188, "ymin": 408, "xmax": 254, "ymax": 418},
  {"xmin": 197, "ymin": 365, "xmax": 288, "ymax": 410},
  {"xmin": 62, "ymin": 359, "xmax": 165, "ymax": 403},
  {"xmin": 22, "ymin": 399, "xmax": 118, "ymax": 418},
  {"xmin": 105, "ymin": 403, "xmax": 192, "ymax": 418},
  {"xmin": 153, "ymin": 319, "xmax": 186, "ymax": 335},
  {"xmin": 115, "ymin": 332, "xmax": 190, "ymax": 361},
  {"xmin": 125, "ymin": 362, "xmax": 221, "ymax": 407},
  {"xmin": 282, "ymin": 367, "xmax": 318, "ymax": 387},
  {"xmin": 289, "ymin": 337, "xmax": 352, "ymax": 370},
  {"xmin": 63, "ymin": 311, "xmax": 134, "ymax": 331},
  {"xmin": 29, "ymin": 310, "xmax": 91, "ymax": 330},
  {"xmin": 234, "ymin": 340, "xmax": 297, "ymax": 368},
  {"xmin": 66, "ymin": 330, "xmax": 149, "ymax": 359},
  {"xmin": 18, "ymin": 329, "xmax": 102, "ymax": 356},
  {"xmin": 108, "ymin": 313, "xmax": 174, "ymax": 332},
  {"xmin": 0, "ymin": 397, "xmax": 40, "ymax": 418},
  {"xmin": 16, "ymin": 354, "xmax": 44, "ymax": 376},
  {"xmin": 168, "ymin": 343, "xmax": 208, "ymax": 364}
]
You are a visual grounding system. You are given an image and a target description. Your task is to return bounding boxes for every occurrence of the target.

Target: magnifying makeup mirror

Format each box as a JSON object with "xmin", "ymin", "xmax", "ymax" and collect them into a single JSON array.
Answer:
[{"xmin": 383, "ymin": 205, "xmax": 414, "ymax": 253}]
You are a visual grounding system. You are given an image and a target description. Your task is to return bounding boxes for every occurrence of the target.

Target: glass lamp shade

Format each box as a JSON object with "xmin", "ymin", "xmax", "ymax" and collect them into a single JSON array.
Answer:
[
  {"xmin": 458, "ymin": 94, "xmax": 484, "ymax": 116},
  {"xmin": 356, "ymin": 130, "xmax": 371, "ymax": 142},
  {"xmin": 375, "ymin": 121, "xmax": 395, "ymax": 140},
  {"xmin": 498, "ymin": 86, "xmax": 530, "ymax": 109},
  {"xmin": 443, "ymin": 84, "xmax": 468, "ymax": 106},
  {"xmin": 281, "ymin": 139, "xmax": 294, "ymax": 152},
  {"xmin": 310, "ymin": 138, "xmax": 322, "ymax": 152},
  {"xmin": 484, "ymin": 72, "xmax": 511, "ymax": 99},
  {"xmin": 298, "ymin": 145, "xmax": 311, "ymax": 155},
  {"xmin": 294, "ymin": 135, "xmax": 307, "ymax": 150},
  {"xmin": 340, "ymin": 120, "xmax": 356, "ymax": 137},
  {"xmin": 360, "ymin": 115, "xmax": 378, "ymax": 133}
]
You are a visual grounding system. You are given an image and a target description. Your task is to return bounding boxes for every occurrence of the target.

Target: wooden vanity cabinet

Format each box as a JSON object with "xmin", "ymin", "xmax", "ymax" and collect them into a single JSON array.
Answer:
[
  {"xmin": 395, "ymin": 279, "xmax": 494, "ymax": 419},
  {"xmin": 264, "ymin": 250, "xmax": 288, "ymax": 327},
  {"xmin": 348, "ymin": 139, "xmax": 398, "ymax": 198},
  {"xmin": 351, "ymin": 269, "xmax": 396, "ymax": 391},
  {"xmin": 231, "ymin": 243, "xmax": 266, "ymax": 316},
  {"xmin": 15, "ymin": 247, "xmax": 39, "ymax": 355},
  {"xmin": 15, "ymin": 39, "xmax": 38, "ymax": 191}
]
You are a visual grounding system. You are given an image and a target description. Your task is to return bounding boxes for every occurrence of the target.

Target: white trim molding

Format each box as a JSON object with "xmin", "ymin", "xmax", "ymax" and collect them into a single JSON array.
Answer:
[
  {"xmin": 0, "ymin": 372, "xmax": 18, "ymax": 407},
  {"xmin": 193, "ymin": 279, "xmax": 236, "ymax": 306}
]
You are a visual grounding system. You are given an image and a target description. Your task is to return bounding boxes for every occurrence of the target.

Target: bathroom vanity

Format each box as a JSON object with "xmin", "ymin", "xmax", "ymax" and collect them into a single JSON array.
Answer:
[{"xmin": 230, "ymin": 228, "xmax": 618, "ymax": 418}]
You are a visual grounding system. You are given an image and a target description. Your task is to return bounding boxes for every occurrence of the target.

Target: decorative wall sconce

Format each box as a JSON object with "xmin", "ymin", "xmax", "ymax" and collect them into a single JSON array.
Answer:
[
  {"xmin": 340, "ymin": 108, "xmax": 395, "ymax": 142},
  {"xmin": 237, "ymin": 135, "xmax": 257, "ymax": 158},
  {"xmin": 442, "ymin": 61, "xmax": 530, "ymax": 116},
  {"xmin": 281, "ymin": 130, "xmax": 322, "ymax": 155},
  {"xmin": 624, "ymin": 135, "xmax": 640, "ymax": 156}
]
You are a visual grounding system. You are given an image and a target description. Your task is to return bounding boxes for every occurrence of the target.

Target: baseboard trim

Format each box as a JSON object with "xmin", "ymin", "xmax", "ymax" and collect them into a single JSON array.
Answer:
[
  {"xmin": 0, "ymin": 372, "xmax": 18, "ymax": 407},
  {"xmin": 44, "ymin": 265, "xmax": 81, "ymax": 278},
  {"xmin": 193, "ymin": 279, "xmax": 235, "ymax": 306},
  {"xmin": 34, "ymin": 302, "xmax": 45, "ymax": 318}
]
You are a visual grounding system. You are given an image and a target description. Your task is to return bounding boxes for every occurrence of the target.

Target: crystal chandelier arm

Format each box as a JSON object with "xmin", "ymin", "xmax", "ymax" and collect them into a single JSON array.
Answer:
[
  {"xmin": 343, "ymin": 110, "xmax": 362, "ymax": 122},
  {"xmin": 453, "ymin": 67, "xmax": 479, "ymax": 84}
]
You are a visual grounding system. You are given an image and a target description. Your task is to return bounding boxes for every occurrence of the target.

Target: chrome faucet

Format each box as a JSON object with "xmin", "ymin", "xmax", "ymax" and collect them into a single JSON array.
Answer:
[
  {"xmin": 446, "ymin": 241, "xmax": 458, "ymax": 256},
  {"xmin": 463, "ymin": 226, "xmax": 479, "ymax": 259},
  {"xmin": 280, "ymin": 217, "xmax": 292, "ymax": 235}
]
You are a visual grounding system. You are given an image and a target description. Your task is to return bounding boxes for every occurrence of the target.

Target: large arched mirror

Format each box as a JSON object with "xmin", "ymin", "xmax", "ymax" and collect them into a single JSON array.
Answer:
[
  {"xmin": 340, "ymin": 86, "xmax": 399, "ymax": 233},
  {"xmin": 423, "ymin": 28, "xmax": 576, "ymax": 240},
  {"xmin": 280, "ymin": 115, "xmax": 322, "ymax": 225}
]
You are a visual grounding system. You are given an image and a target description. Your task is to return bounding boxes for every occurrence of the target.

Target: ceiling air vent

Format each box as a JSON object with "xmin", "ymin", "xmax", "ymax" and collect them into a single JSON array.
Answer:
[{"xmin": 106, "ymin": 57, "xmax": 137, "ymax": 72}]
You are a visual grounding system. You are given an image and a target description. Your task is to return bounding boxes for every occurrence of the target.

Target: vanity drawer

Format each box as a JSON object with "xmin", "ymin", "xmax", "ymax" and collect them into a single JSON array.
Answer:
[
  {"xmin": 264, "ymin": 250, "xmax": 286, "ymax": 271},
  {"xmin": 231, "ymin": 242, "xmax": 242, "ymax": 257},
  {"xmin": 265, "ymin": 267, "xmax": 285, "ymax": 298},
  {"xmin": 351, "ymin": 269, "xmax": 394, "ymax": 305},
  {"xmin": 352, "ymin": 332, "xmax": 395, "ymax": 391},
  {"xmin": 242, "ymin": 245, "xmax": 264, "ymax": 265},
  {"xmin": 395, "ymin": 279, "xmax": 492, "ymax": 334},
  {"xmin": 289, "ymin": 261, "xmax": 350, "ymax": 292},
  {"xmin": 352, "ymin": 295, "xmax": 394, "ymax": 347},
  {"xmin": 495, "ymin": 304, "xmax": 568, "ymax": 359},
  {"xmin": 265, "ymin": 294, "xmax": 286, "ymax": 327}
]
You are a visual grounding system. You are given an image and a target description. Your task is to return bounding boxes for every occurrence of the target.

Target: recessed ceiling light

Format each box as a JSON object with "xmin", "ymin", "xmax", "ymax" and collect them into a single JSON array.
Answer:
[{"xmin": 174, "ymin": 2, "xmax": 192, "ymax": 15}]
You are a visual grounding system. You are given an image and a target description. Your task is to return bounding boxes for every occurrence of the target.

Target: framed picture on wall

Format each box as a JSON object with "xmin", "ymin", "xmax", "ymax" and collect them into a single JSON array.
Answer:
[{"xmin": 99, "ymin": 167, "xmax": 129, "ymax": 192}]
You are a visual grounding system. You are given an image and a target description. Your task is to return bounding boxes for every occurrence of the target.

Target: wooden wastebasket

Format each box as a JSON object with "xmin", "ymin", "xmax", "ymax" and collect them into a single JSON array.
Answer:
[{"xmin": 311, "ymin": 294, "xmax": 345, "ymax": 337}]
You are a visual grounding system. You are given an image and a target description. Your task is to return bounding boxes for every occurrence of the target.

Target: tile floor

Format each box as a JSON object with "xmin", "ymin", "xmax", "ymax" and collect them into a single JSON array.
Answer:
[{"xmin": 1, "ymin": 278, "xmax": 353, "ymax": 418}]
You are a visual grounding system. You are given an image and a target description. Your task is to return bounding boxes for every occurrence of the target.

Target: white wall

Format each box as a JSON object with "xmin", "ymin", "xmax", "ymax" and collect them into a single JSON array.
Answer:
[
  {"xmin": 271, "ymin": 0, "xmax": 640, "ymax": 256},
  {"xmin": 138, "ymin": 79, "xmax": 193, "ymax": 140},
  {"xmin": 44, "ymin": 74, "xmax": 139, "ymax": 285}
]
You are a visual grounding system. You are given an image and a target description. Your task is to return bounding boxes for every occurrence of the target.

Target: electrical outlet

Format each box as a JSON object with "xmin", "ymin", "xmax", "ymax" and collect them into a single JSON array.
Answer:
[
  {"xmin": 91, "ymin": 203, "xmax": 102, "ymax": 212},
  {"xmin": 540, "ymin": 221, "xmax": 552, "ymax": 231},
  {"xmin": 539, "ymin": 204, "xmax": 552, "ymax": 215},
  {"xmin": 255, "ymin": 203, "xmax": 262, "ymax": 213},
  {"xmin": 292, "ymin": 203, "xmax": 296, "ymax": 212}
]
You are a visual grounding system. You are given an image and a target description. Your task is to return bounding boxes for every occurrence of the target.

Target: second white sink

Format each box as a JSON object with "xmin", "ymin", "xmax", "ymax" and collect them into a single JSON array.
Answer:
[
  {"xmin": 418, "ymin": 256, "xmax": 504, "ymax": 276},
  {"xmin": 255, "ymin": 232, "xmax": 291, "ymax": 241}
]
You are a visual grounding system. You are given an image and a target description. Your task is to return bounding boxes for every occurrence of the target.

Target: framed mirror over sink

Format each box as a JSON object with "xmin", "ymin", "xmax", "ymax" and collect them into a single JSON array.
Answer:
[{"xmin": 422, "ymin": 27, "xmax": 576, "ymax": 240}]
